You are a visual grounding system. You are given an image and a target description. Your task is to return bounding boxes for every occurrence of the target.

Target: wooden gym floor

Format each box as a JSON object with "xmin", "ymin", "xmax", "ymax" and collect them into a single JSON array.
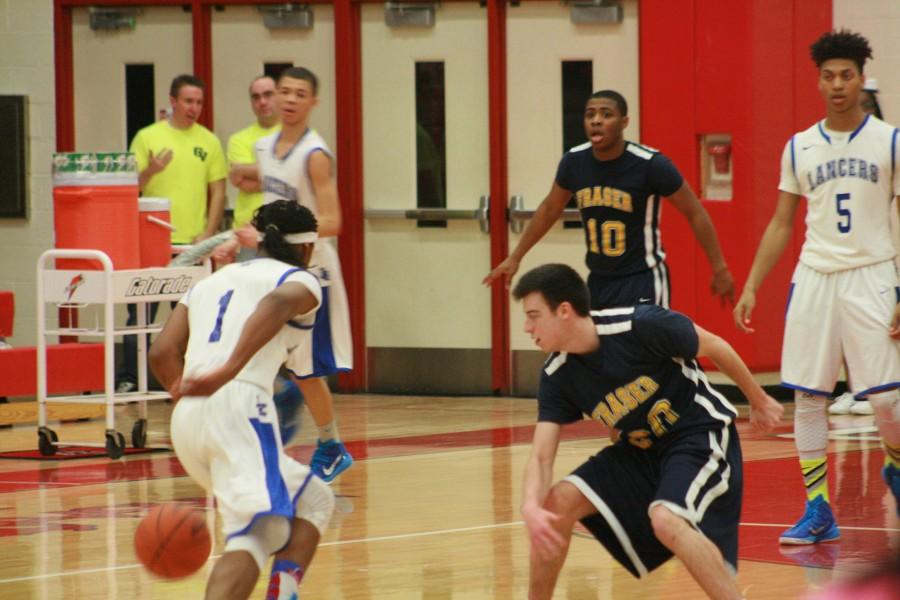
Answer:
[{"xmin": 0, "ymin": 395, "xmax": 896, "ymax": 599}]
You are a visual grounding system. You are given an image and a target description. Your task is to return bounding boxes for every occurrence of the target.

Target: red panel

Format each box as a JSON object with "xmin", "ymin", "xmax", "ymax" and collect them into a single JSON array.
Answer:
[
  {"xmin": 639, "ymin": 0, "xmax": 696, "ymax": 315},
  {"xmin": 334, "ymin": 0, "xmax": 366, "ymax": 392},
  {"xmin": 53, "ymin": 3, "xmax": 74, "ymax": 152},
  {"xmin": 0, "ymin": 291, "xmax": 13, "ymax": 337},
  {"xmin": 487, "ymin": 0, "xmax": 510, "ymax": 394},
  {"xmin": 641, "ymin": 0, "xmax": 831, "ymax": 372},
  {"xmin": 0, "ymin": 344, "xmax": 104, "ymax": 398},
  {"xmin": 191, "ymin": 1, "xmax": 214, "ymax": 130}
]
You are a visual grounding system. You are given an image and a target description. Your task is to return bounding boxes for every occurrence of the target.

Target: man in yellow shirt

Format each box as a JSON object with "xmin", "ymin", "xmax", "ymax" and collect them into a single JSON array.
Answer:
[
  {"xmin": 130, "ymin": 74, "xmax": 227, "ymax": 244},
  {"xmin": 117, "ymin": 74, "xmax": 227, "ymax": 393},
  {"xmin": 228, "ymin": 75, "xmax": 281, "ymax": 231}
]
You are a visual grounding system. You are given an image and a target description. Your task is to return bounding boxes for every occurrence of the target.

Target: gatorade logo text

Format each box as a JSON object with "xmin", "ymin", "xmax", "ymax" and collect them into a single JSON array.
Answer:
[{"xmin": 126, "ymin": 275, "xmax": 192, "ymax": 297}]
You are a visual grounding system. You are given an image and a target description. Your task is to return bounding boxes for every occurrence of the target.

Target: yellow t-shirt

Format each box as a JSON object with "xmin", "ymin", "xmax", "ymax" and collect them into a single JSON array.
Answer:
[
  {"xmin": 130, "ymin": 121, "xmax": 227, "ymax": 243},
  {"xmin": 227, "ymin": 122, "xmax": 280, "ymax": 228}
]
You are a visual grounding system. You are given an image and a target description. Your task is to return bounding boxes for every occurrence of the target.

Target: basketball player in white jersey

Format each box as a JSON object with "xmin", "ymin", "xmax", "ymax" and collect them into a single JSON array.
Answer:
[
  {"xmin": 734, "ymin": 30, "xmax": 900, "ymax": 544},
  {"xmin": 149, "ymin": 201, "xmax": 335, "ymax": 600},
  {"xmin": 230, "ymin": 67, "xmax": 354, "ymax": 482}
]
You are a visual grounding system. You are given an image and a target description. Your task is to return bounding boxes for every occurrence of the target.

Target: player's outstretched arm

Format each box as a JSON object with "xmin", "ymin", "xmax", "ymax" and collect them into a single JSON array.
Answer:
[
  {"xmin": 229, "ymin": 163, "xmax": 262, "ymax": 192},
  {"xmin": 666, "ymin": 182, "xmax": 735, "ymax": 306},
  {"xmin": 149, "ymin": 304, "xmax": 190, "ymax": 401},
  {"xmin": 733, "ymin": 190, "xmax": 801, "ymax": 333},
  {"xmin": 521, "ymin": 422, "xmax": 567, "ymax": 560},
  {"xmin": 694, "ymin": 323, "xmax": 783, "ymax": 433},
  {"xmin": 179, "ymin": 282, "xmax": 320, "ymax": 398},
  {"xmin": 483, "ymin": 183, "xmax": 572, "ymax": 288}
]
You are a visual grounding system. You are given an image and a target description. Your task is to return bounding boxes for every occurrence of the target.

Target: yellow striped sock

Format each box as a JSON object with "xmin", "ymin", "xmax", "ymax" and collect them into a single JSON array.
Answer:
[
  {"xmin": 883, "ymin": 442, "xmax": 900, "ymax": 470},
  {"xmin": 800, "ymin": 457, "xmax": 829, "ymax": 503}
]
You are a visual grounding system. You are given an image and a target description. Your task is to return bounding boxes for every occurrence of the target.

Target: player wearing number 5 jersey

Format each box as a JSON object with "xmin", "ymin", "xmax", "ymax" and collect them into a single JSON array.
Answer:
[
  {"xmin": 484, "ymin": 90, "xmax": 734, "ymax": 310},
  {"xmin": 734, "ymin": 30, "xmax": 900, "ymax": 545}
]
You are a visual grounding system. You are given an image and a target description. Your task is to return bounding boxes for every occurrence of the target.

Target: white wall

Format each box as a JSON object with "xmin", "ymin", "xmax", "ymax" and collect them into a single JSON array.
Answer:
[
  {"xmin": 834, "ymin": 0, "xmax": 899, "ymax": 119},
  {"xmin": 0, "ymin": 0, "xmax": 897, "ymax": 350},
  {"xmin": 0, "ymin": 0, "xmax": 56, "ymax": 346}
]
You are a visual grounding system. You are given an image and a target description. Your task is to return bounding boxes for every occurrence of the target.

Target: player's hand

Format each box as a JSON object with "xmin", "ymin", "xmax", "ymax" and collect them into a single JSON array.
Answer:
[
  {"xmin": 749, "ymin": 393, "xmax": 783, "ymax": 434},
  {"xmin": 147, "ymin": 148, "xmax": 173, "ymax": 176},
  {"xmin": 733, "ymin": 289, "xmax": 756, "ymax": 333},
  {"xmin": 483, "ymin": 256, "xmax": 521, "ymax": 289},
  {"xmin": 233, "ymin": 224, "xmax": 259, "ymax": 249},
  {"xmin": 179, "ymin": 365, "xmax": 235, "ymax": 399},
  {"xmin": 167, "ymin": 376, "xmax": 183, "ymax": 404},
  {"xmin": 211, "ymin": 238, "xmax": 240, "ymax": 266},
  {"xmin": 710, "ymin": 267, "xmax": 736, "ymax": 307},
  {"xmin": 890, "ymin": 302, "xmax": 900, "ymax": 340},
  {"xmin": 522, "ymin": 504, "xmax": 567, "ymax": 562}
]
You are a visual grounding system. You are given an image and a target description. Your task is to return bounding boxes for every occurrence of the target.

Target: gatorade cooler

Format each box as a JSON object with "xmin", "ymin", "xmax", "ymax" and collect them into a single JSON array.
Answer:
[
  {"xmin": 138, "ymin": 197, "xmax": 174, "ymax": 267},
  {"xmin": 52, "ymin": 152, "xmax": 140, "ymax": 270}
]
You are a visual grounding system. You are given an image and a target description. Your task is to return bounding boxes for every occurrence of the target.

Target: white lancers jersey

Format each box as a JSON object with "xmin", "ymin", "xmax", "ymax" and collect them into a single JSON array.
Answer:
[
  {"xmin": 779, "ymin": 115, "xmax": 900, "ymax": 273},
  {"xmin": 179, "ymin": 258, "xmax": 321, "ymax": 395},
  {"xmin": 255, "ymin": 129, "xmax": 340, "ymax": 285}
]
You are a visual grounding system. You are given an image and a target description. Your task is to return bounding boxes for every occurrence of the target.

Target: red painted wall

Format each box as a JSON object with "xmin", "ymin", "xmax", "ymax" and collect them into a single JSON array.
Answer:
[{"xmin": 639, "ymin": 0, "xmax": 831, "ymax": 371}]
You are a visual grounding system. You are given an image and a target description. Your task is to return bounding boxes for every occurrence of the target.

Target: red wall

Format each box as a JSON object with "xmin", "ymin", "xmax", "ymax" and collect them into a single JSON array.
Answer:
[{"xmin": 639, "ymin": 0, "xmax": 831, "ymax": 371}]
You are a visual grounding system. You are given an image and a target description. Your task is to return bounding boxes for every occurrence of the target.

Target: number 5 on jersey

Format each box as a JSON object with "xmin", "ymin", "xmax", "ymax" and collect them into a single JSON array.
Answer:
[{"xmin": 835, "ymin": 192, "xmax": 851, "ymax": 233}]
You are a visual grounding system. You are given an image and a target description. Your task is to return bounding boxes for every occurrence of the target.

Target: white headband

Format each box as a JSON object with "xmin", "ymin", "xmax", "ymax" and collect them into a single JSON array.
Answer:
[{"xmin": 257, "ymin": 231, "xmax": 318, "ymax": 244}]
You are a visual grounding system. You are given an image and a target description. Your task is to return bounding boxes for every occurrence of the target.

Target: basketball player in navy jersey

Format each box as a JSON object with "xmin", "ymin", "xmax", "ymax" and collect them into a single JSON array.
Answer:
[
  {"xmin": 485, "ymin": 90, "xmax": 734, "ymax": 309},
  {"xmin": 515, "ymin": 263, "xmax": 782, "ymax": 600},
  {"xmin": 734, "ymin": 30, "xmax": 900, "ymax": 542}
]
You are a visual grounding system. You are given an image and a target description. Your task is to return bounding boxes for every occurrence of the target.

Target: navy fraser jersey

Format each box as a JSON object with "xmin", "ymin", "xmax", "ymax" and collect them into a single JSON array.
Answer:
[
  {"xmin": 537, "ymin": 305, "xmax": 737, "ymax": 449},
  {"xmin": 555, "ymin": 141, "xmax": 683, "ymax": 276}
]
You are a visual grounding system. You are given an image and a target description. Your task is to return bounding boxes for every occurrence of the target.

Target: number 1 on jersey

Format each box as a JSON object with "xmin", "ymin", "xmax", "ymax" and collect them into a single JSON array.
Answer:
[
  {"xmin": 208, "ymin": 289, "xmax": 234, "ymax": 342},
  {"xmin": 835, "ymin": 192, "xmax": 851, "ymax": 233}
]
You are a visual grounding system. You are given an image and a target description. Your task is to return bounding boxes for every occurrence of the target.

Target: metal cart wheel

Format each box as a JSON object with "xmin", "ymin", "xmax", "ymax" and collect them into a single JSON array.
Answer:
[
  {"xmin": 105, "ymin": 430, "xmax": 126, "ymax": 459},
  {"xmin": 131, "ymin": 418, "xmax": 148, "ymax": 449},
  {"xmin": 38, "ymin": 426, "xmax": 58, "ymax": 456}
]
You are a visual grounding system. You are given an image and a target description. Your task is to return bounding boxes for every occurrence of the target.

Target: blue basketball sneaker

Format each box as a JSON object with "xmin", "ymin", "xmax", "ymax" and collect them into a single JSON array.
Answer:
[
  {"xmin": 311, "ymin": 439, "xmax": 353, "ymax": 483},
  {"xmin": 779, "ymin": 496, "xmax": 841, "ymax": 545},
  {"xmin": 883, "ymin": 463, "xmax": 900, "ymax": 517}
]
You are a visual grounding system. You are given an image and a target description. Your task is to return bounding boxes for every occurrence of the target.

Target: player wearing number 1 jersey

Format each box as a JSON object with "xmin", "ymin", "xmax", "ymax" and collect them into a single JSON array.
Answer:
[
  {"xmin": 734, "ymin": 30, "xmax": 900, "ymax": 544},
  {"xmin": 150, "ymin": 201, "xmax": 335, "ymax": 600},
  {"xmin": 484, "ymin": 90, "xmax": 734, "ymax": 309}
]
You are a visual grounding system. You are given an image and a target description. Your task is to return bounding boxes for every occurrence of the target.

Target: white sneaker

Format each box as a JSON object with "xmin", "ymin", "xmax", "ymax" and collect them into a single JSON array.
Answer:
[
  {"xmin": 850, "ymin": 399, "xmax": 874, "ymax": 415},
  {"xmin": 116, "ymin": 381, "xmax": 137, "ymax": 394},
  {"xmin": 828, "ymin": 392, "xmax": 856, "ymax": 415}
]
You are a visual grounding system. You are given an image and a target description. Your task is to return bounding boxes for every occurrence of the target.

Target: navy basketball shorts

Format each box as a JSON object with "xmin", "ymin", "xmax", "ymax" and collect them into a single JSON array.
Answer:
[
  {"xmin": 564, "ymin": 423, "xmax": 742, "ymax": 578},
  {"xmin": 587, "ymin": 262, "xmax": 671, "ymax": 310}
]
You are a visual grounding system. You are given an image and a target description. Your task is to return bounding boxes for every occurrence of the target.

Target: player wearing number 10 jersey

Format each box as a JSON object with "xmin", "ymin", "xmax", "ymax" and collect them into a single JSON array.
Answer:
[
  {"xmin": 483, "ymin": 90, "xmax": 734, "ymax": 310},
  {"xmin": 734, "ymin": 30, "xmax": 900, "ymax": 545}
]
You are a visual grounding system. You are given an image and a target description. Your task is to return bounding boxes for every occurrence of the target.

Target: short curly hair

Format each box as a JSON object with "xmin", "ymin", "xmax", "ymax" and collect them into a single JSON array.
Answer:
[{"xmin": 810, "ymin": 29, "xmax": 872, "ymax": 72}]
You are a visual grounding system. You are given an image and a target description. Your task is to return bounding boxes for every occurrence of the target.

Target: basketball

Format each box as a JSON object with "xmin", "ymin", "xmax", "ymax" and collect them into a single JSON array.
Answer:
[{"xmin": 134, "ymin": 503, "xmax": 211, "ymax": 579}]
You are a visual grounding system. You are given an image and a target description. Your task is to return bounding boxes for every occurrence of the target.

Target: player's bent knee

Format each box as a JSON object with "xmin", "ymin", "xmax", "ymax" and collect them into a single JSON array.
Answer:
[
  {"xmin": 225, "ymin": 515, "xmax": 292, "ymax": 570},
  {"xmin": 295, "ymin": 474, "xmax": 335, "ymax": 535},
  {"xmin": 648, "ymin": 504, "xmax": 686, "ymax": 546}
]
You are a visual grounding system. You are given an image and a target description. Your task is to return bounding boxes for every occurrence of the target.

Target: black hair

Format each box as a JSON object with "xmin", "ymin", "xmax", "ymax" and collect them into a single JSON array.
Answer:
[
  {"xmin": 589, "ymin": 90, "xmax": 628, "ymax": 117},
  {"xmin": 810, "ymin": 29, "xmax": 872, "ymax": 72},
  {"xmin": 861, "ymin": 89, "xmax": 884, "ymax": 120},
  {"xmin": 251, "ymin": 200, "xmax": 318, "ymax": 267},
  {"xmin": 278, "ymin": 66, "xmax": 319, "ymax": 96},
  {"xmin": 512, "ymin": 264, "xmax": 590, "ymax": 317},
  {"xmin": 169, "ymin": 74, "xmax": 206, "ymax": 98}
]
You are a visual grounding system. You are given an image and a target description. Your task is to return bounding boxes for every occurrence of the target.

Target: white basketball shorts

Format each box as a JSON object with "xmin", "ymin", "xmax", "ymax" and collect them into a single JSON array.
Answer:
[
  {"xmin": 170, "ymin": 380, "xmax": 319, "ymax": 542},
  {"xmin": 782, "ymin": 260, "xmax": 900, "ymax": 397}
]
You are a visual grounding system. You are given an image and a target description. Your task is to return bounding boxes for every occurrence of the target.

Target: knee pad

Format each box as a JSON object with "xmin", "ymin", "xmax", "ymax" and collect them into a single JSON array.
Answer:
[
  {"xmin": 295, "ymin": 474, "xmax": 335, "ymax": 536},
  {"xmin": 794, "ymin": 392, "xmax": 829, "ymax": 457},
  {"xmin": 224, "ymin": 515, "xmax": 291, "ymax": 570}
]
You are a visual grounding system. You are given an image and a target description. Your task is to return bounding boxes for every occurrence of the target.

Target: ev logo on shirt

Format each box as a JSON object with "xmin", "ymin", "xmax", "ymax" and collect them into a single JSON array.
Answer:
[{"xmin": 193, "ymin": 147, "xmax": 208, "ymax": 161}]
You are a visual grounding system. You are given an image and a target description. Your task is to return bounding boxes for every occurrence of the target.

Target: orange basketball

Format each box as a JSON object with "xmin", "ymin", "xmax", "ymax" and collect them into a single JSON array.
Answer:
[{"xmin": 134, "ymin": 503, "xmax": 211, "ymax": 579}]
